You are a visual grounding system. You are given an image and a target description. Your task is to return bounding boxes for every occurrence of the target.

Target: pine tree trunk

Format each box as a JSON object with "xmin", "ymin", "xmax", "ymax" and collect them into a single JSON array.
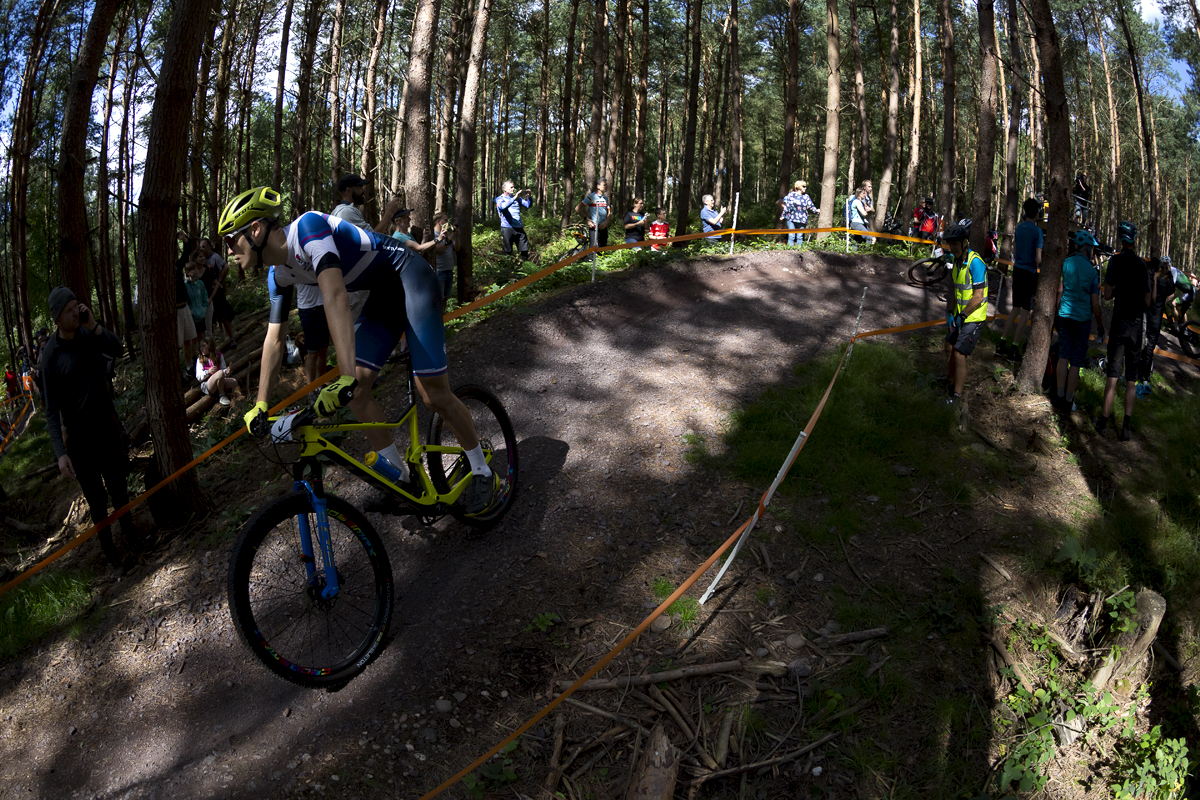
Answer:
[
  {"xmin": 1001, "ymin": 0, "xmax": 1024, "ymax": 258},
  {"xmin": 1091, "ymin": 7, "xmax": 1119, "ymax": 239},
  {"xmin": 138, "ymin": 0, "xmax": 218, "ymax": 513},
  {"xmin": 873, "ymin": 0, "xmax": 899, "ymax": 230},
  {"xmin": 938, "ymin": 0, "xmax": 955, "ymax": 218},
  {"xmin": 361, "ymin": 0, "xmax": 392, "ymax": 218},
  {"xmin": 189, "ymin": 33, "xmax": 213, "ymax": 233},
  {"xmin": 1017, "ymin": 0, "xmax": 1071, "ymax": 392},
  {"xmin": 57, "ymin": 0, "xmax": 124, "ymax": 303},
  {"xmin": 534, "ymin": 0, "xmax": 550, "ymax": 211},
  {"xmin": 779, "ymin": 0, "xmax": 799, "ymax": 198},
  {"xmin": 209, "ymin": 0, "xmax": 243, "ymax": 237},
  {"xmin": 454, "ymin": 0, "xmax": 493, "ymax": 299},
  {"xmin": 674, "ymin": 0, "xmax": 701, "ymax": 241},
  {"xmin": 272, "ymin": 0, "xmax": 294, "ymax": 192},
  {"xmin": 729, "ymin": 0, "xmax": 742, "ymax": 200},
  {"xmin": 560, "ymin": 0, "xmax": 581, "ymax": 225},
  {"xmin": 816, "ymin": 0, "xmax": 840, "ymax": 230},
  {"xmin": 1117, "ymin": 0, "xmax": 1159, "ymax": 256},
  {"xmin": 118, "ymin": 8, "xmax": 151, "ymax": 353},
  {"xmin": 583, "ymin": 0, "xmax": 607, "ymax": 191},
  {"xmin": 328, "ymin": 0, "xmax": 349, "ymax": 187},
  {"xmin": 9, "ymin": 0, "xmax": 59, "ymax": 359},
  {"xmin": 406, "ymin": 0, "xmax": 443, "ymax": 236},
  {"xmin": 655, "ymin": 46, "xmax": 669, "ymax": 208},
  {"xmin": 1025, "ymin": 9, "xmax": 1043, "ymax": 195},
  {"xmin": 635, "ymin": 0, "xmax": 649, "ymax": 200},
  {"xmin": 294, "ymin": 0, "xmax": 324, "ymax": 211},
  {"xmin": 899, "ymin": 0, "xmax": 921, "ymax": 219},
  {"xmin": 97, "ymin": 6, "xmax": 131, "ymax": 334},
  {"xmin": 433, "ymin": 0, "xmax": 463, "ymax": 214},
  {"xmin": 970, "ymin": 0, "xmax": 998, "ymax": 254},
  {"xmin": 849, "ymin": 0, "xmax": 870, "ymax": 186}
]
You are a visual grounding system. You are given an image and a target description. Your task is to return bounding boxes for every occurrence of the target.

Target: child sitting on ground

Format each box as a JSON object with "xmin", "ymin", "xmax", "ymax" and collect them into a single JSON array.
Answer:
[
  {"xmin": 648, "ymin": 209, "xmax": 670, "ymax": 252},
  {"xmin": 195, "ymin": 336, "xmax": 238, "ymax": 406}
]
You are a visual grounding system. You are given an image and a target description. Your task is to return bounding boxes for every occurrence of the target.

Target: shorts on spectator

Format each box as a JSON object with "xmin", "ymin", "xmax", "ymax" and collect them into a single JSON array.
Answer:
[
  {"xmin": 1106, "ymin": 319, "xmax": 1142, "ymax": 381},
  {"xmin": 1012, "ymin": 268, "xmax": 1038, "ymax": 310},
  {"xmin": 298, "ymin": 305, "xmax": 331, "ymax": 352},
  {"xmin": 1056, "ymin": 316, "xmax": 1091, "ymax": 367},
  {"xmin": 436, "ymin": 269, "xmax": 453, "ymax": 301},
  {"xmin": 176, "ymin": 306, "xmax": 196, "ymax": 346},
  {"xmin": 945, "ymin": 320, "xmax": 983, "ymax": 356},
  {"xmin": 501, "ymin": 226, "xmax": 529, "ymax": 255},
  {"xmin": 193, "ymin": 315, "xmax": 207, "ymax": 339}
]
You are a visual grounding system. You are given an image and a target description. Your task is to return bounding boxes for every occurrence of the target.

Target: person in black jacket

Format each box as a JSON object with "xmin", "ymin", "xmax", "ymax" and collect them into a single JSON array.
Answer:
[{"xmin": 40, "ymin": 286, "xmax": 142, "ymax": 572}]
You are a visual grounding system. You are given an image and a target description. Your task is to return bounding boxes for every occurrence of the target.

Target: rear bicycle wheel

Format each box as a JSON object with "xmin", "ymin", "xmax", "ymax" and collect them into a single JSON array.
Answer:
[
  {"xmin": 227, "ymin": 492, "xmax": 393, "ymax": 688},
  {"xmin": 427, "ymin": 385, "xmax": 519, "ymax": 530},
  {"xmin": 908, "ymin": 257, "xmax": 948, "ymax": 287}
]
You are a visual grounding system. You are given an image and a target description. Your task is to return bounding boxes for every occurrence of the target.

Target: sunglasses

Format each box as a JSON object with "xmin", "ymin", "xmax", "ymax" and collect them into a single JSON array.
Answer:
[{"xmin": 223, "ymin": 221, "xmax": 256, "ymax": 251}]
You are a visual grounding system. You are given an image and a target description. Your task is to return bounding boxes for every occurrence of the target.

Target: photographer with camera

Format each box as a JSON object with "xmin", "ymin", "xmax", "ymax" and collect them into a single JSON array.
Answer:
[
  {"xmin": 431, "ymin": 213, "xmax": 459, "ymax": 310},
  {"xmin": 39, "ymin": 286, "xmax": 142, "ymax": 573}
]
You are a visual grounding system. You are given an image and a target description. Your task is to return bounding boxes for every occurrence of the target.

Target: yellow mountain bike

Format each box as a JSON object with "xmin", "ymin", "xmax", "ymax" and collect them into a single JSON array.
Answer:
[{"xmin": 226, "ymin": 353, "xmax": 518, "ymax": 688}]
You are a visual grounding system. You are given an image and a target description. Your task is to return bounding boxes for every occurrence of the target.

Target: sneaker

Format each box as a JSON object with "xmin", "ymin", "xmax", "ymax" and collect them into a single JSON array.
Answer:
[
  {"xmin": 219, "ymin": 395, "xmax": 231, "ymax": 406},
  {"xmin": 1143, "ymin": 382, "xmax": 1153, "ymax": 396},
  {"xmin": 1094, "ymin": 416, "xmax": 1109, "ymax": 435},
  {"xmin": 464, "ymin": 472, "xmax": 501, "ymax": 515},
  {"xmin": 995, "ymin": 342, "xmax": 1011, "ymax": 359},
  {"xmin": 1118, "ymin": 425, "xmax": 1132, "ymax": 442}
]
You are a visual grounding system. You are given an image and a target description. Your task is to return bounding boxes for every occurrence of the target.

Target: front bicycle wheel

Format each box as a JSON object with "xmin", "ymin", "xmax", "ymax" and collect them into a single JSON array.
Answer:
[
  {"xmin": 227, "ymin": 492, "xmax": 393, "ymax": 688},
  {"xmin": 908, "ymin": 257, "xmax": 948, "ymax": 287},
  {"xmin": 427, "ymin": 385, "xmax": 519, "ymax": 530}
]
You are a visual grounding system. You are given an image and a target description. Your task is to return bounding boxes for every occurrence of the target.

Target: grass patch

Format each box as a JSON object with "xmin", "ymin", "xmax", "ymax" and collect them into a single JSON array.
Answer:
[{"xmin": 0, "ymin": 569, "xmax": 93, "ymax": 658}]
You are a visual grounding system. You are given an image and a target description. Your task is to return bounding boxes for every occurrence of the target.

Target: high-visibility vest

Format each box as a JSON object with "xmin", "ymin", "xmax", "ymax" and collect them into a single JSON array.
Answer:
[{"xmin": 953, "ymin": 249, "xmax": 989, "ymax": 324}]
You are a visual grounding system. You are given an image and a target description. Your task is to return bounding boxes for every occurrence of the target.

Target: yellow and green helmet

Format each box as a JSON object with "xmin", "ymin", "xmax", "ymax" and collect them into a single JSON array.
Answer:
[{"xmin": 218, "ymin": 186, "xmax": 283, "ymax": 236}]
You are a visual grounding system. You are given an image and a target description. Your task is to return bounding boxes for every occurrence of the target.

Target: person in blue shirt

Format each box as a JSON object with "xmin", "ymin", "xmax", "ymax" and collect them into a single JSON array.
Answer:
[
  {"xmin": 998, "ymin": 198, "xmax": 1044, "ymax": 360},
  {"xmin": 219, "ymin": 186, "xmax": 503, "ymax": 514},
  {"xmin": 700, "ymin": 194, "xmax": 728, "ymax": 242},
  {"xmin": 575, "ymin": 179, "xmax": 611, "ymax": 247},
  {"xmin": 495, "ymin": 181, "xmax": 533, "ymax": 261},
  {"xmin": 1052, "ymin": 230, "xmax": 1104, "ymax": 412}
]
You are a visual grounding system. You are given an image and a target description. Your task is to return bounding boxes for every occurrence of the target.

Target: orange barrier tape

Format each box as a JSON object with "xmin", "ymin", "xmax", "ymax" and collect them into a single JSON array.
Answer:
[
  {"xmin": 0, "ymin": 397, "xmax": 32, "ymax": 453},
  {"xmin": 418, "ymin": 343, "xmax": 853, "ymax": 800}
]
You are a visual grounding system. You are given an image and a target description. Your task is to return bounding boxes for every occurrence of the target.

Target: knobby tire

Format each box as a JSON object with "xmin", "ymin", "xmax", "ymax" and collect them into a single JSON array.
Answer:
[
  {"xmin": 908, "ymin": 257, "xmax": 948, "ymax": 287},
  {"xmin": 427, "ymin": 385, "xmax": 519, "ymax": 530},
  {"xmin": 227, "ymin": 492, "xmax": 394, "ymax": 688}
]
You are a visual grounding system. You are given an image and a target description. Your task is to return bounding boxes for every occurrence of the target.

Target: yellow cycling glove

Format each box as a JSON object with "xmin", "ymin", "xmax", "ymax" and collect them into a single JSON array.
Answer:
[
  {"xmin": 244, "ymin": 401, "xmax": 269, "ymax": 437},
  {"xmin": 315, "ymin": 375, "xmax": 358, "ymax": 416}
]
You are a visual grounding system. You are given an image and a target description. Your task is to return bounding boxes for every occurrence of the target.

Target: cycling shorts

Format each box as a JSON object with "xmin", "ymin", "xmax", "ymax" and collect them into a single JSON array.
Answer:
[
  {"xmin": 1012, "ymin": 268, "xmax": 1038, "ymax": 310},
  {"xmin": 353, "ymin": 256, "xmax": 447, "ymax": 377},
  {"xmin": 1106, "ymin": 319, "xmax": 1142, "ymax": 381},
  {"xmin": 1055, "ymin": 316, "xmax": 1091, "ymax": 368},
  {"xmin": 945, "ymin": 320, "xmax": 983, "ymax": 356}
]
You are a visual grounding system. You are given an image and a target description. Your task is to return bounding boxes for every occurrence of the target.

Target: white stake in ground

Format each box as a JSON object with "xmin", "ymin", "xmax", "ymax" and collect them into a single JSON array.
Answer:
[
  {"xmin": 699, "ymin": 286, "xmax": 870, "ymax": 605},
  {"xmin": 728, "ymin": 192, "xmax": 740, "ymax": 256}
]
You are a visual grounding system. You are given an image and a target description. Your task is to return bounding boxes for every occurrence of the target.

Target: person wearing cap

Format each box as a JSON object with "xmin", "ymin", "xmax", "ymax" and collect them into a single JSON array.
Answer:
[
  {"xmin": 914, "ymin": 197, "xmax": 939, "ymax": 240},
  {"xmin": 941, "ymin": 222, "xmax": 988, "ymax": 404},
  {"xmin": 778, "ymin": 180, "xmax": 817, "ymax": 246},
  {"xmin": 39, "ymin": 287, "xmax": 141, "ymax": 572},
  {"xmin": 331, "ymin": 173, "xmax": 402, "ymax": 234},
  {"xmin": 391, "ymin": 208, "xmax": 415, "ymax": 244},
  {"xmin": 1052, "ymin": 230, "xmax": 1104, "ymax": 413},
  {"xmin": 1096, "ymin": 221, "xmax": 1151, "ymax": 440},
  {"xmin": 496, "ymin": 180, "xmax": 533, "ymax": 261}
]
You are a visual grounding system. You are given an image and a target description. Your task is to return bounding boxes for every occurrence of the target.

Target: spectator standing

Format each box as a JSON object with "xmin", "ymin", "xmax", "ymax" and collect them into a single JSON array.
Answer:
[
  {"xmin": 700, "ymin": 194, "xmax": 727, "ymax": 241},
  {"xmin": 859, "ymin": 181, "xmax": 875, "ymax": 220},
  {"xmin": 185, "ymin": 252, "xmax": 210, "ymax": 343},
  {"xmin": 4, "ymin": 365, "xmax": 17, "ymax": 399},
  {"xmin": 778, "ymin": 180, "xmax": 817, "ymax": 246},
  {"xmin": 1096, "ymin": 221, "xmax": 1151, "ymax": 441},
  {"xmin": 431, "ymin": 213, "xmax": 460, "ymax": 310},
  {"xmin": 648, "ymin": 209, "xmax": 670, "ymax": 251},
  {"xmin": 199, "ymin": 238, "xmax": 236, "ymax": 348},
  {"xmin": 1053, "ymin": 230, "xmax": 1104, "ymax": 412},
  {"xmin": 1135, "ymin": 256, "xmax": 1175, "ymax": 398},
  {"xmin": 998, "ymin": 198, "xmax": 1044, "ymax": 359},
  {"xmin": 40, "ymin": 286, "xmax": 141, "ymax": 572},
  {"xmin": 848, "ymin": 188, "xmax": 873, "ymax": 244},
  {"xmin": 331, "ymin": 173, "xmax": 402, "ymax": 234},
  {"xmin": 940, "ymin": 223, "xmax": 988, "ymax": 404},
  {"xmin": 175, "ymin": 234, "xmax": 199, "ymax": 381},
  {"xmin": 195, "ymin": 336, "xmax": 238, "ymax": 406},
  {"xmin": 576, "ymin": 179, "xmax": 611, "ymax": 247},
  {"xmin": 623, "ymin": 198, "xmax": 647, "ymax": 246},
  {"xmin": 496, "ymin": 181, "xmax": 533, "ymax": 261},
  {"xmin": 914, "ymin": 197, "xmax": 939, "ymax": 240},
  {"xmin": 1073, "ymin": 172, "xmax": 1092, "ymax": 226},
  {"xmin": 391, "ymin": 208, "xmax": 414, "ymax": 243}
]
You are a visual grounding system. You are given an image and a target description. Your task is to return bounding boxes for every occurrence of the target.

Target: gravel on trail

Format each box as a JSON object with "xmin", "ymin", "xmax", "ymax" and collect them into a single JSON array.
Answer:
[{"xmin": 1, "ymin": 247, "xmax": 1192, "ymax": 800}]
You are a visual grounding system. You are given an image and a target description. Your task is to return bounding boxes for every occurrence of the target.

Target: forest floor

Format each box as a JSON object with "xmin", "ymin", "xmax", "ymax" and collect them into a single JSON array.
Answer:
[{"xmin": 1, "ymin": 244, "xmax": 1198, "ymax": 800}]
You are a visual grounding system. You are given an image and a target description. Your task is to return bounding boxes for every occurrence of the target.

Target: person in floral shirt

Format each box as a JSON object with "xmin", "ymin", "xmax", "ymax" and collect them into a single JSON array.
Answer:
[{"xmin": 778, "ymin": 180, "xmax": 818, "ymax": 246}]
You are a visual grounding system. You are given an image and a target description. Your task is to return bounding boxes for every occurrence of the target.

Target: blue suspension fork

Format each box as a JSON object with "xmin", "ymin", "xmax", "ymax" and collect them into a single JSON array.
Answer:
[{"xmin": 293, "ymin": 480, "xmax": 341, "ymax": 600}]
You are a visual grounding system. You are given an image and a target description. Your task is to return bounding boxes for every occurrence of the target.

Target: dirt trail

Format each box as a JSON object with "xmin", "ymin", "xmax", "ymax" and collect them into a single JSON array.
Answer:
[{"xmin": 0, "ymin": 248, "xmax": 1193, "ymax": 800}]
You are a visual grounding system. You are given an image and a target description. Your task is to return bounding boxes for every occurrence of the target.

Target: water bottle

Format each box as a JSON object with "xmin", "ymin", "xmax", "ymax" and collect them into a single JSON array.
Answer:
[{"xmin": 365, "ymin": 451, "xmax": 408, "ymax": 484}]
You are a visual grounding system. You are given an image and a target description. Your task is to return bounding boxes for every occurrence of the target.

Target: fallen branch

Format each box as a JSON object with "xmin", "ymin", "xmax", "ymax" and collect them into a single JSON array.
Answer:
[
  {"xmin": 558, "ymin": 661, "xmax": 743, "ymax": 691},
  {"xmin": 683, "ymin": 731, "xmax": 841, "ymax": 787},
  {"xmin": 559, "ymin": 696, "xmax": 651, "ymax": 737},
  {"xmin": 816, "ymin": 627, "xmax": 889, "ymax": 647},
  {"xmin": 1152, "ymin": 641, "xmax": 1184, "ymax": 673},
  {"xmin": 542, "ymin": 713, "xmax": 567, "ymax": 800},
  {"xmin": 990, "ymin": 633, "xmax": 1033, "ymax": 693},
  {"xmin": 980, "ymin": 553, "xmax": 1012, "ymax": 581},
  {"xmin": 837, "ymin": 530, "xmax": 881, "ymax": 596}
]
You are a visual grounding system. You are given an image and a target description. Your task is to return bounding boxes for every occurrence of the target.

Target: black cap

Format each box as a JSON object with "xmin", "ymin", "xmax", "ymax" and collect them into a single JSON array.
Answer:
[
  {"xmin": 392, "ymin": 208, "xmax": 413, "ymax": 221},
  {"xmin": 48, "ymin": 286, "xmax": 77, "ymax": 323},
  {"xmin": 338, "ymin": 173, "xmax": 369, "ymax": 192}
]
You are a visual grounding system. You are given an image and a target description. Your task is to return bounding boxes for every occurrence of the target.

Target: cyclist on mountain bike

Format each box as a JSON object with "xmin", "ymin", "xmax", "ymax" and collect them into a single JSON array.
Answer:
[
  {"xmin": 220, "ymin": 187, "xmax": 501, "ymax": 513},
  {"xmin": 941, "ymin": 223, "xmax": 988, "ymax": 405},
  {"xmin": 1168, "ymin": 262, "xmax": 1194, "ymax": 331}
]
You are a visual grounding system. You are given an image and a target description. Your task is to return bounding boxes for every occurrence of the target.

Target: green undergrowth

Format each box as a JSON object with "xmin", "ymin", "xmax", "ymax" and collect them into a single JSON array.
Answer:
[
  {"xmin": 0, "ymin": 568, "xmax": 94, "ymax": 658},
  {"xmin": 0, "ymin": 413, "xmax": 51, "ymax": 494}
]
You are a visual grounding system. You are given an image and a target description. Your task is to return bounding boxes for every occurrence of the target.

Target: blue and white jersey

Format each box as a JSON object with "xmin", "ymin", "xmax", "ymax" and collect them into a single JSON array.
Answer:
[{"xmin": 267, "ymin": 211, "xmax": 413, "ymax": 323}]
